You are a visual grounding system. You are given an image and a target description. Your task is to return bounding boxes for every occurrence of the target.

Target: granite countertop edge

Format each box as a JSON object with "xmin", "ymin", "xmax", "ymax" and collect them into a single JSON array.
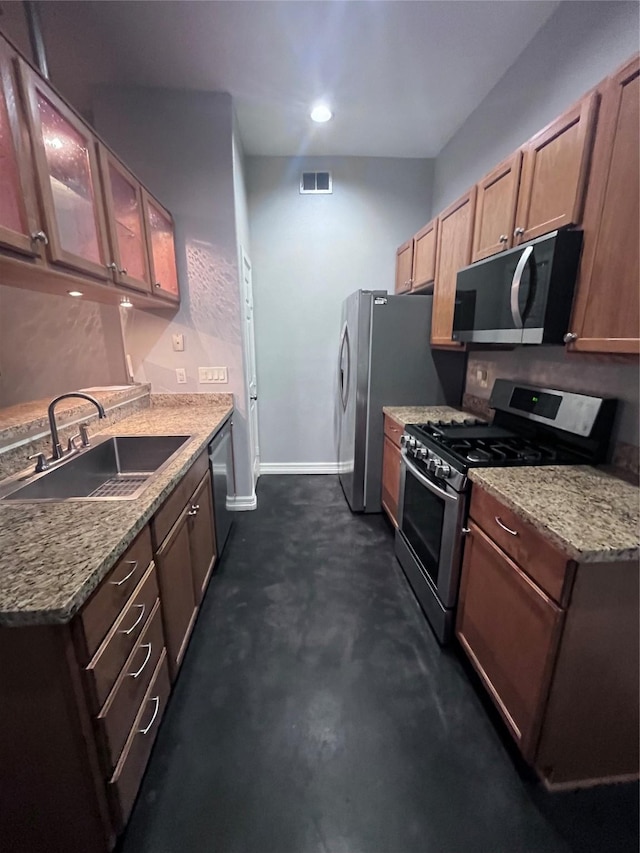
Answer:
[
  {"xmin": 468, "ymin": 469, "xmax": 639, "ymax": 564},
  {"xmin": 0, "ymin": 402, "xmax": 233, "ymax": 628}
]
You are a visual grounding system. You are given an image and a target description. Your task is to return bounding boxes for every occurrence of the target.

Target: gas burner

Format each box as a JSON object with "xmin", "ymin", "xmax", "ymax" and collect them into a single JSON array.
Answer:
[{"xmin": 466, "ymin": 449, "xmax": 492, "ymax": 463}]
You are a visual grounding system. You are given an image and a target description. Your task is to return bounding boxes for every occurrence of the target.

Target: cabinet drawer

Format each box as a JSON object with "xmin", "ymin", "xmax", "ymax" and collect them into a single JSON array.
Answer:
[
  {"xmin": 109, "ymin": 649, "xmax": 171, "ymax": 829},
  {"xmin": 78, "ymin": 526, "xmax": 153, "ymax": 661},
  {"xmin": 152, "ymin": 451, "xmax": 208, "ymax": 547},
  {"xmin": 383, "ymin": 414, "xmax": 404, "ymax": 449},
  {"xmin": 85, "ymin": 563, "xmax": 159, "ymax": 712},
  {"xmin": 469, "ymin": 486, "xmax": 574, "ymax": 605},
  {"xmin": 97, "ymin": 599, "xmax": 165, "ymax": 771}
]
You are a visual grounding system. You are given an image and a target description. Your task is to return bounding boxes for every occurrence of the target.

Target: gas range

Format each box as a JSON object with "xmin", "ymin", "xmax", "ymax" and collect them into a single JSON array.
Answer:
[
  {"xmin": 400, "ymin": 417, "xmax": 589, "ymax": 492},
  {"xmin": 394, "ymin": 379, "xmax": 617, "ymax": 644}
]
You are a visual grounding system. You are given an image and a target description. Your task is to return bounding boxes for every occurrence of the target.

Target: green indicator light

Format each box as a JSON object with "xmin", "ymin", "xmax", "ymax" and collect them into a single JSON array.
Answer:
[{"xmin": 532, "ymin": 396, "xmax": 539, "ymax": 402}]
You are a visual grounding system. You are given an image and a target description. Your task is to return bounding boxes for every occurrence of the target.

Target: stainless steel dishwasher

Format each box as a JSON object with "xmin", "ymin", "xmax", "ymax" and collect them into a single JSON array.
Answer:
[{"xmin": 208, "ymin": 418, "xmax": 234, "ymax": 555}]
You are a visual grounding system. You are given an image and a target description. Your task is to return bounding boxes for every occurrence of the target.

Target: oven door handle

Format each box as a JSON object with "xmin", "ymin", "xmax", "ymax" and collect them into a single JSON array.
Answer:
[{"xmin": 402, "ymin": 452, "xmax": 457, "ymax": 503}]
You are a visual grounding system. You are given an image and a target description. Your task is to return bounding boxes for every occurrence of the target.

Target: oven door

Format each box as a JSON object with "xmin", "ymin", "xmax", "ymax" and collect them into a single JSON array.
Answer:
[{"xmin": 397, "ymin": 452, "xmax": 465, "ymax": 608}]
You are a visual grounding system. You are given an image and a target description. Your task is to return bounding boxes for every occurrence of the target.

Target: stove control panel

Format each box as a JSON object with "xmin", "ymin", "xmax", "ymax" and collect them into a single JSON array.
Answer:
[{"xmin": 401, "ymin": 433, "xmax": 452, "ymax": 480}]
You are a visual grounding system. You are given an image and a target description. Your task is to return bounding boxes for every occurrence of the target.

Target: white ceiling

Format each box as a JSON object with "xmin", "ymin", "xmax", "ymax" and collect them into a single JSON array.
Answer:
[{"xmin": 38, "ymin": 0, "xmax": 561, "ymax": 158}]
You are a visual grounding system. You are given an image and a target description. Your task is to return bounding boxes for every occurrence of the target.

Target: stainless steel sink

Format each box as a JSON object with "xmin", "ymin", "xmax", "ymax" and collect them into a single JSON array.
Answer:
[{"xmin": 0, "ymin": 435, "xmax": 192, "ymax": 502}]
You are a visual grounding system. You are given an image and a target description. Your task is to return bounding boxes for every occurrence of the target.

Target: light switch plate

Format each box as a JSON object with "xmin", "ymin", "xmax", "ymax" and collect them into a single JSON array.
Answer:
[
  {"xmin": 198, "ymin": 366, "xmax": 228, "ymax": 384},
  {"xmin": 175, "ymin": 368, "xmax": 187, "ymax": 384}
]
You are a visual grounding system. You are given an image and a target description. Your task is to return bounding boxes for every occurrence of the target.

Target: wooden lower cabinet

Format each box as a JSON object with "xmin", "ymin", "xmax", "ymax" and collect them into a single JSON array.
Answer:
[
  {"xmin": 0, "ymin": 446, "xmax": 220, "ymax": 851},
  {"xmin": 456, "ymin": 521, "xmax": 563, "ymax": 758},
  {"xmin": 155, "ymin": 506, "xmax": 199, "ymax": 680},
  {"xmin": 189, "ymin": 470, "xmax": 217, "ymax": 603},
  {"xmin": 381, "ymin": 435, "xmax": 402, "ymax": 527},
  {"xmin": 457, "ymin": 486, "xmax": 639, "ymax": 788}
]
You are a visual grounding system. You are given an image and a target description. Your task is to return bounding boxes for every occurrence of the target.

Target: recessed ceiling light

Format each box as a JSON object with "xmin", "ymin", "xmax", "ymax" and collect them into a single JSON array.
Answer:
[
  {"xmin": 67, "ymin": 290, "xmax": 83, "ymax": 297},
  {"xmin": 120, "ymin": 296, "xmax": 133, "ymax": 308},
  {"xmin": 310, "ymin": 104, "xmax": 333, "ymax": 123}
]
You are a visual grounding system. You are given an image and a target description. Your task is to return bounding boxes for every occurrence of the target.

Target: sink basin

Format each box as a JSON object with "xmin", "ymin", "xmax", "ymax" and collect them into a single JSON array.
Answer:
[{"xmin": 0, "ymin": 435, "xmax": 191, "ymax": 502}]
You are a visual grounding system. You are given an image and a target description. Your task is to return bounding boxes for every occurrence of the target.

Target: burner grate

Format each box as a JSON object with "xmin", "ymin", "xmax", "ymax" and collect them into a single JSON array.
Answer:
[{"xmin": 88, "ymin": 475, "xmax": 149, "ymax": 498}]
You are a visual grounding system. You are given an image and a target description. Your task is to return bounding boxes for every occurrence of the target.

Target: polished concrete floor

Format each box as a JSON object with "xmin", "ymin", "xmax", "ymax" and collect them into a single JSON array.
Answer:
[{"xmin": 119, "ymin": 475, "xmax": 638, "ymax": 853}]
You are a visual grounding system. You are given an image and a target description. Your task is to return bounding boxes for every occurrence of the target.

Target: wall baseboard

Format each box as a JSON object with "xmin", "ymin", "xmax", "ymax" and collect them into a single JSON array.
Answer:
[
  {"xmin": 227, "ymin": 493, "xmax": 257, "ymax": 511},
  {"xmin": 259, "ymin": 462, "xmax": 343, "ymax": 475}
]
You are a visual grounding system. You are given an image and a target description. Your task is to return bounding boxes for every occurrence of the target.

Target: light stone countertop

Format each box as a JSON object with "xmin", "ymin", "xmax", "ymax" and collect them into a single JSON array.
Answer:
[
  {"xmin": 469, "ymin": 466, "xmax": 639, "ymax": 563},
  {"xmin": 0, "ymin": 394, "xmax": 233, "ymax": 627},
  {"xmin": 383, "ymin": 405, "xmax": 483, "ymax": 426}
]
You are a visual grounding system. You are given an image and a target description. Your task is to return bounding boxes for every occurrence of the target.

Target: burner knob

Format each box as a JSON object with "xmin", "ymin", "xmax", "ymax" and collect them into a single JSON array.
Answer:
[
  {"xmin": 426, "ymin": 457, "xmax": 438, "ymax": 472},
  {"xmin": 417, "ymin": 447, "xmax": 428, "ymax": 460},
  {"xmin": 400, "ymin": 434, "xmax": 408, "ymax": 447},
  {"xmin": 435, "ymin": 462, "xmax": 451, "ymax": 478},
  {"xmin": 407, "ymin": 437, "xmax": 417, "ymax": 450}
]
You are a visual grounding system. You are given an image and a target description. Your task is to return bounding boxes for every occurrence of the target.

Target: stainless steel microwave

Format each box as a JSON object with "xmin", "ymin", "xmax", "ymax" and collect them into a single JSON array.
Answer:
[{"xmin": 452, "ymin": 230, "xmax": 583, "ymax": 345}]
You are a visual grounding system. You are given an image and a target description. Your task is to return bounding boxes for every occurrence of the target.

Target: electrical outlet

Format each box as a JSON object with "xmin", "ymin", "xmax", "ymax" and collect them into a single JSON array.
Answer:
[
  {"xmin": 175, "ymin": 368, "xmax": 187, "ymax": 384},
  {"xmin": 198, "ymin": 366, "xmax": 228, "ymax": 384},
  {"xmin": 172, "ymin": 333, "xmax": 185, "ymax": 352}
]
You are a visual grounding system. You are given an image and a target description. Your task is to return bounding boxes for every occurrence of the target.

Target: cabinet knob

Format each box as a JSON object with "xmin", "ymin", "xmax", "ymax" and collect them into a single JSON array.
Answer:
[
  {"xmin": 514, "ymin": 227, "xmax": 525, "ymax": 237},
  {"xmin": 31, "ymin": 230, "xmax": 48, "ymax": 245},
  {"xmin": 107, "ymin": 262, "xmax": 118, "ymax": 271},
  {"xmin": 563, "ymin": 332, "xmax": 578, "ymax": 344},
  {"xmin": 119, "ymin": 267, "xmax": 127, "ymax": 275},
  {"xmin": 154, "ymin": 282, "xmax": 162, "ymax": 289},
  {"xmin": 499, "ymin": 234, "xmax": 508, "ymax": 243}
]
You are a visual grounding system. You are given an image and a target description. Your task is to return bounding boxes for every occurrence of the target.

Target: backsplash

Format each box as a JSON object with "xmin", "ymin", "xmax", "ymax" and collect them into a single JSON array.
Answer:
[
  {"xmin": 464, "ymin": 347, "xmax": 639, "ymax": 477},
  {"xmin": 0, "ymin": 286, "xmax": 128, "ymax": 408}
]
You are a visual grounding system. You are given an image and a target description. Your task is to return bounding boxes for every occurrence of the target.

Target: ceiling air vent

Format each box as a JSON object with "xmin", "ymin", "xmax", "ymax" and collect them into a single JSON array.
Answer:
[{"xmin": 300, "ymin": 171, "xmax": 332, "ymax": 194}]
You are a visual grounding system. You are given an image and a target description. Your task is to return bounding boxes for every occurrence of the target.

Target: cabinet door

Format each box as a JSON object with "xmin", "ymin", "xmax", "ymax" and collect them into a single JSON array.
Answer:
[
  {"xmin": 471, "ymin": 152, "xmax": 522, "ymax": 261},
  {"xmin": 98, "ymin": 145, "xmax": 151, "ymax": 294},
  {"xmin": 188, "ymin": 471, "xmax": 217, "ymax": 604},
  {"xmin": 155, "ymin": 512, "xmax": 198, "ymax": 680},
  {"xmin": 381, "ymin": 436, "xmax": 401, "ymax": 527},
  {"xmin": 19, "ymin": 62, "xmax": 109, "ymax": 279},
  {"xmin": 0, "ymin": 41, "xmax": 41, "ymax": 256},
  {"xmin": 394, "ymin": 238, "xmax": 413, "ymax": 294},
  {"xmin": 411, "ymin": 219, "xmax": 437, "ymax": 291},
  {"xmin": 142, "ymin": 190, "xmax": 180, "ymax": 301},
  {"xmin": 514, "ymin": 92, "xmax": 597, "ymax": 244},
  {"xmin": 568, "ymin": 56, "xmax": 639, "ymax": 354},
  {"xmin": 456, "ymin": 522, "xmax": 563, "ymax": 759},
  {"xmin": 431, "ymin": 187, "xmax": 476, "ymax": 347}
]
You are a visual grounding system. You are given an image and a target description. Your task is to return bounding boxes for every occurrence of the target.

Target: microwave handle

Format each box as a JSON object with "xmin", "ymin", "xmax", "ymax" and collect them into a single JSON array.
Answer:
[{"xmin": 510, "ymin": 245, "xmax": 534, "ymax": 329}]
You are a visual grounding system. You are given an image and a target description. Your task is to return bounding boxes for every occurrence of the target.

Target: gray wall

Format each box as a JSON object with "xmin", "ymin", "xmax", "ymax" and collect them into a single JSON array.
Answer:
[
  {"xmin": 91, "ymin": 87, "xmax": 254, "ymax": 500},
  {"xmin": 0, "ymin": 285, "xmax": 127, "ymax": 408},
  {"xmin": 247, "ymin": 156, "xmax": 434, "ymax": 468},
  {"xmin": 432, "ymin": 1, "xmax": 640, "ymax": 212},
  {"xmin": 432, "ymin": 0, "xmax": 639, "ymax": 450}
]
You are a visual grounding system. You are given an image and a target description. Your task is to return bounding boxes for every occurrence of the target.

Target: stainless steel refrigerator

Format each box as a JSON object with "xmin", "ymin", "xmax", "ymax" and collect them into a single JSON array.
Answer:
[{"xmin": 337, "ymin": 290, "xmax": 466, "ymax": 512}]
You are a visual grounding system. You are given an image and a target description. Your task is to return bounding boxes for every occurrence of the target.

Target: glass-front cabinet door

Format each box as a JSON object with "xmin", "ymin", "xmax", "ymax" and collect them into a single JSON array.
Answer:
[
  {"xmin": 18, "ymin": 62, "xmax": 109, "ymax": 279},
  {"xmin": 0, "ymin": 42, "xmax": 41, "ymax": 256},
  {"xmin": 98, "ymin": 145, "xmax": 151, "ymax": 293},
  {"xmin": 142, "ymin": 190, "xmax": 180, "ymax": 301}
]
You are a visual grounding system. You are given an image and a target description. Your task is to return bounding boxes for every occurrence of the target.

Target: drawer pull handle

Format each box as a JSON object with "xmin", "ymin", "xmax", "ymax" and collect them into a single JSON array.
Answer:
[
  {"xmin": 495, "ymin": 516, "xmax": 518, "ymax": 536},
  {"xmin": 120, "ymin": 604, "xmax": 146, "ymax": 635},
  {"xmin": 139, "ymin": 696, "xmax": 160, "ymax": 735},
  {"xmin": 110, "ymin": 560, "xmax": 139, "ymax": 586},
  {"xmin": 129, "ymin": 642, "xmax": 152, "ymax": 678}
]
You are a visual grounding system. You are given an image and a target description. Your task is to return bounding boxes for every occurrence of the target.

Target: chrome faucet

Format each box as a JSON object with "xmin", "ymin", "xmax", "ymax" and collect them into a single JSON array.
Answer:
[{"xmin": 47, "ymin": 393, "xmax": 106, "ymax": 461}]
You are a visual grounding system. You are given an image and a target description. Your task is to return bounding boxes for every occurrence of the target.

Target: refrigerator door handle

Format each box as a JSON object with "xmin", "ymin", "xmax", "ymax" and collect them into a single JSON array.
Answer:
[{"xmin": 339, "ymin": 323, "xmax": 350, "ymax": 411}]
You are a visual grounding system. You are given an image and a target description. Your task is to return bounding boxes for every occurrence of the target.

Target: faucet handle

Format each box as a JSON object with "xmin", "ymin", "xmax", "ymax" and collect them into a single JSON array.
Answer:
[
  {"xmin": 67, "ymin": 434, "xmax": 81, "ymax": 453},
  {"xmin": 79, "ymin": 423, "xmax": 91, "ymax": 447},
  {"xmin": 28, "ymin": 453, "xmax": 49, "ymax": 473}
]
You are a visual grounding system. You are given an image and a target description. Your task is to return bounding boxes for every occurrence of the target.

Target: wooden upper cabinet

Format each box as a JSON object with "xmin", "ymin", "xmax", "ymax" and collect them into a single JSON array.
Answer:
[
  {"xmin": 394, "ymin": 238, "xmax": 413, "ymax": 294},
  {"xmin": 431, "ymin": 187, "xmax": 476, "ymax": 347},
  {"xmin": 568, "ymin": 55, "xmax": 640, "ymax": 354},
  {"xmin": 142, "ymin": 190, "xmax": 180, "ymax": 301},
  {"xmin": 471, "ymin": 152, "xmax": 522, "ymax": 261},
  {"xmin": 18, "ymin": 62, "xmax": 110, "ymax": 280},
  {"xmin": 0, "ymin": 41, "xmax": 41, "ymax": 256},
  {"xmin": 456, "ymin": 522, "xmax": 564, "ymax": 759},
  {"xmin": 98, "ymin": 145, "xmax": 152, "ymax": 294},
  {"xmin": 514, "ymin": 92, "xmax": 597, "ymax": 245},
  {"xmin": 411, "ymin": 218, "xmax": 438, "ymax": 290}
]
